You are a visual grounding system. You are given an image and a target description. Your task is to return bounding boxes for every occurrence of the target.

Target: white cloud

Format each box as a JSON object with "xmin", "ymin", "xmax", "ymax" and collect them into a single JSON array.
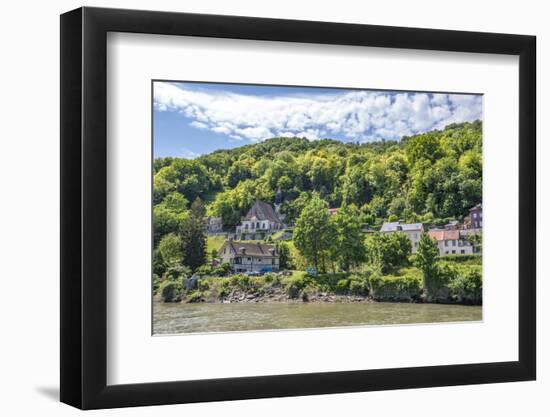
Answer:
[
  {"xmin": 154, "ymin": 83, "xmax": 482, "ymax": 143},
  {"xmin": 180, "ymin": 148, "xmax": 200, "ymax": 159}
]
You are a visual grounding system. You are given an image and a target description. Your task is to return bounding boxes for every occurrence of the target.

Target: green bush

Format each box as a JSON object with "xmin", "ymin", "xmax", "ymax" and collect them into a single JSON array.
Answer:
[
  {"xmin": 283, "ymin": 272, "xmax": 308, "ymax": 298},
  {"xmin": 348, "ymin": 274, "xmax": 368, "ymax": 296},
  {"xmin": 230, "ymin": 274, "xmax": 251, "ymax": 290},
  {"xmin": 197, "ymin": 279, "xmax": 210, "ymax": 292},
  {"xmin": 152, "ymin": 274, "xmax": 161, "ymax": 295},
  {"xmin": 218, "ymin": 278, "xmax": 232, "ymax": 298},
  {"xmin": 186, "ymin": 290, "xmax": 204, "ymax": 303},
  {"xmin": 368, "ymin": 270, "xmax": 422, "ymax": 301},
  {"xmin": 312, "ymin": 273, "xmax": 348, "ymax": 292},
  {"xmin": 336, "ymin": 279, "xmax": 350, "ymax": 294},
  {"xmin": 449, "ymin": 269, "xmax": 482, "ymax": 304},
  {"xmin": 196, "ymin": 264, "xmax": 213, "ymax": 276},
  {"xmin": 163, "ymin": 264, "xmax": 191, "ymax": 281},
  {"xmin": 263, "ymin": 272, "xmax": 276, "ymax": 283},
  {"xmin": 153, "ymin": 249, "xmax": 166, "ymax": 277},
  {"xmin": 423, "ymin": 264, "xmax": 456, "ymax": 302},
  {"xmin": 160, "ymin": 280, "xmax": 183, "ymax": 302},
  {"xmin": 439, "ymin": 254, "xmax": 482, "ymax": 264},
  {"xmin": 212, "ymin": 262, "xmax": 231, "ymax": 276}
]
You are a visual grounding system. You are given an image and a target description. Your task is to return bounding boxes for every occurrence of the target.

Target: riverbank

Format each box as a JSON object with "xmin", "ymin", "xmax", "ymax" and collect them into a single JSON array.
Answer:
[
  {"xmin": 182, "ymin": 284, "xmax": 371, "ymax": 304},
  {"xmin": 155, "ymin": 257, "xmax": 482, "ymax": 306}
]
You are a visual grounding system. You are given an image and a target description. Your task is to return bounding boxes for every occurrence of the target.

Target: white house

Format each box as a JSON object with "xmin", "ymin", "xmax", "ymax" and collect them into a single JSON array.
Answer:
[
  {"xmin": 427, "ymin": 229, "xmax": 475, "ymax": 256},
  {"xmin": 218, "ymin": 240, "xmax": 279, "ymax": 273},
  {"xmin": 205, "ymin": 216, "xmax": 223, "ymax": 233},
  {"xmin": 380, "ymin": 222, "xmax": 424, "ymax": 253},
  {"xmin": 235, "ymin": 201, "xmax": 284, "ymax": 240}
]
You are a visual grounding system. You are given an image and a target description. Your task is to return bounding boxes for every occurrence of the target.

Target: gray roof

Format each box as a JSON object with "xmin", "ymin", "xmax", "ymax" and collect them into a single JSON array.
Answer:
[
  {"xmin": 380, "ymin": 222, "xmax": 423, "ymax": 232},
  {"xmin": 244, "ymin": 201, "xmax": 281, "ymax": 223},
  {"xmin": 223, "ymin": 240, "xmax": 278, "ymax": 257}
]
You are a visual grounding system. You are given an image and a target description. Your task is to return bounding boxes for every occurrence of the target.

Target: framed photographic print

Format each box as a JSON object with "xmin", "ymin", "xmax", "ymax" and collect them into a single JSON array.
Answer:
[{"xmin": 60, "ymin": 6, "xmax": 536, "ymax": 409}]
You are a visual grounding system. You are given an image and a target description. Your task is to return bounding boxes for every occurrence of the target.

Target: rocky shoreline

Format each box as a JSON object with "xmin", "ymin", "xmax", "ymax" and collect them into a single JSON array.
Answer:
[{"xmin": 182, "ymin": 285, "xmax": 373, "ymax": 304}]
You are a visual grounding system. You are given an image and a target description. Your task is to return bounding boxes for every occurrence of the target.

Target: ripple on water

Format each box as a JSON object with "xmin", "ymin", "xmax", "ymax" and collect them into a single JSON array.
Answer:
[{"xmin": 153, "ymin": 302, "xmax": 482, "ymax": 335}]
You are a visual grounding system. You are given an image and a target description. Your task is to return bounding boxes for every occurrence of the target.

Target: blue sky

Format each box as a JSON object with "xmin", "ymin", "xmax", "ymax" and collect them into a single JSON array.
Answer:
[{"xmin": 153, "ymin": 81, "xmax": 482, "ymax": 159}]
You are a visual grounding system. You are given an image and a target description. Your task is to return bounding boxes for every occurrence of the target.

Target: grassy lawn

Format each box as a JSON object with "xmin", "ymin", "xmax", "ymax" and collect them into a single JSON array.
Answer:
[
  {"xmin": 207, "ymin": 235, "xmax": 226, "ymax": 259},
  {"xmin": 270, "ymin": 230, "xmax": 286, "ymax": 240}
]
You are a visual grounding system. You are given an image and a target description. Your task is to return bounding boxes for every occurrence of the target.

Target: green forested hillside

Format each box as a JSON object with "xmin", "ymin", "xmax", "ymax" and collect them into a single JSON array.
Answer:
[{"xmin": 153, "ymin": 120, "xmax": 482, "ymax": 246}]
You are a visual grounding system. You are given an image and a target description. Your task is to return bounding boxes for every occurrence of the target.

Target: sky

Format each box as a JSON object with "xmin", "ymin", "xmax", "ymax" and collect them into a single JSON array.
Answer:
[{"xmin": 153, "ymin": 81, "xmax": 482, "ymax": 158}]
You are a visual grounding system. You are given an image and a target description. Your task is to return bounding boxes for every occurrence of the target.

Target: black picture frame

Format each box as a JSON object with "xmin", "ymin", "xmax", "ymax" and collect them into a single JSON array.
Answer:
[{"xmin": 60, "ymin": 6, "xmax": 536, "ymax": 410}]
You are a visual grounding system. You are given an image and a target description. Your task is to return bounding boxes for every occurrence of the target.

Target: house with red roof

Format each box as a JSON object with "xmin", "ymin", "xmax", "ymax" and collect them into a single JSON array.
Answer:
[{"xmin": 427, "ymin": 229, "xmax": 475, "ymax": 256}]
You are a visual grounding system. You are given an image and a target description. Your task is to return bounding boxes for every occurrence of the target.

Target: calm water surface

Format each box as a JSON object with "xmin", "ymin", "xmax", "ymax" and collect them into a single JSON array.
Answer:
[{"xmin": 153, "ymin": 302, "xmax": 482, "ymax": 334}]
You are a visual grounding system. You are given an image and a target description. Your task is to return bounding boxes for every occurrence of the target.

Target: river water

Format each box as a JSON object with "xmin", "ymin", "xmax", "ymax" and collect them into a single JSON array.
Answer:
[{"xmin": 153, "ymin": 301, "xmax": 482, "ymax": 334}]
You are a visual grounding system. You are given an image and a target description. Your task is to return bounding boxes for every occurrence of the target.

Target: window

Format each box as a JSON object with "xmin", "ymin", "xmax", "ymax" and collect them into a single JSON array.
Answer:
[
  {"xmin": 473, "ymin": 213, "xmax": 477, "ymax": 218},
  {"xmin": 256, "ymin": 222, "xmax": 260, "ymax": 228},
  {"xmin": 247, "ymin": 257, "xmax": 251, "ymax": 261},
  {"xmin": 452, "ymin": 250, "xmax": 456, "ymax": 254},
  {"xmin": 445, "ymin": 251, "xmax": 449, "ymax": 254},
  {"xmin": 452, "ymin": 240, "xmax": 456, "ymax": 246},
  {"xmin": 245, "ymin": 224, "xmax": 248, "ymax": 230},
  {"xmin": 445, "ymin": 240, "xmax": 449, "ymax": 246},
  {"xmin": 461, "ymin": 250, "xmax": 465, "ymax": 254}
]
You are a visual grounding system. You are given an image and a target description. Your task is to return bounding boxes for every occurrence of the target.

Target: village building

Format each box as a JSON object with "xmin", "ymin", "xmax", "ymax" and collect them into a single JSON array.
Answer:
[
  {"xmin": 463, "ymin": 203, "xmax": 482, "ymax": 230},
  {"xmin": 380, "ymin": 221, "xmax": 424, "ymax": 253},
  {"xmin": 218, "ymin": 240, "xmax": 279, "ymax": 273},
  {"xmin": 444, "ymin": 220, "xmax": 460, "ymax": 230},
  {"xmin": 427, "ymin": 229, "xmax": 475, "ymax": 256},
  {"xmin": 235, "ymin": 200, "xmax": 284, "ymax": 240},
  {"xmin": 205, "ymin": 216, "xmax": 223, "ymax": 234}
]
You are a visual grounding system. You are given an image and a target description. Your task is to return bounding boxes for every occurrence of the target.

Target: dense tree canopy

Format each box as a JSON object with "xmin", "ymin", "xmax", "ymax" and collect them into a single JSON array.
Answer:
[{"xmin": 153, "ymin": 120, "xmax": 482, "ymax": 259}]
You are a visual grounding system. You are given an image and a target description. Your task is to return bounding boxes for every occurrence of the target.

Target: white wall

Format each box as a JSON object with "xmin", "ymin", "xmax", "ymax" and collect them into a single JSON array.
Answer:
[{"xmin": 0, "ymin": 0, "xmax": 546, "ymax": 415}]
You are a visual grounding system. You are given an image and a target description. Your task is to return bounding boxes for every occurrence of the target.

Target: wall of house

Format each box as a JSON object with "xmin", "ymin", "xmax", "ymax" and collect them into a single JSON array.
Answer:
[
  {"xmin": 404, "ymin": 230, "xmax": 422, "ymax": 253},
  {"xmin": 232, "ymin": 256, "xmax": 279, "ymax": 272},
  {"xmin": 436, "ymin": 239, "xmax": 474, "ymax": 256},
  {"xmin": 236, "ymin": 220, "xmax": 274, "ymax": 234}
]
